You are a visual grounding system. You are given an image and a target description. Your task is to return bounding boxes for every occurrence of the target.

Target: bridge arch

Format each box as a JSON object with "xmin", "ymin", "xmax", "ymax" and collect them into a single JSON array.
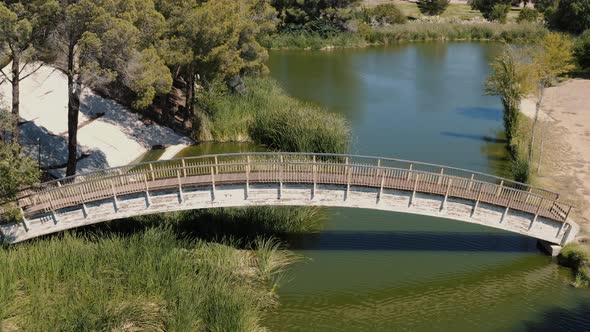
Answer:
[{"xmin": 0, "ymin": 153, "xmax": 578, "ymax": 246}]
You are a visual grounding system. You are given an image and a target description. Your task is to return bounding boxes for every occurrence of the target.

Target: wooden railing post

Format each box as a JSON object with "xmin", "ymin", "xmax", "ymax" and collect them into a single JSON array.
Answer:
[
  {"xmin": 468, "ymin": 174, "xmax": 474, "ymax": 191},
  {"xmin": 407, "ymin": 163, "xmax": 413, "ymax": 181},
  {"xmin": 149, "ymin": 164, "xmax": 155, "ymax": 181},
  {"xmin": 438, "ymin": 168, "xmax": 444, "ymax": 186},
  {"xmin": 181, "ymin": 159, "xmax": 187, "ymax": 177},
  {"xmin": 496, "ymin": 180, "xmax": 504, "ymax": 197},
  {"xmin": 78, "ymin": 185, "xmax": 88, "ymax": 218},
  {"xmin": 214, "ymin": 156, "xmax": 219, "ymax": 175},
  {"xmin": 378, "ymin": 168, "xmax": 385, "ymax": 203}
]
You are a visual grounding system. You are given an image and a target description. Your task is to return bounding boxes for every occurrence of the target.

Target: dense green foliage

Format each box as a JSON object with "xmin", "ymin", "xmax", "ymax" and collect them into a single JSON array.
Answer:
[
  {"xmin": 271, "ymin": 0, "xmax": 360, "ymax": 34},
  {"xmin": 517, "ymin": 7, "xmax": 540, "ymax": 23},
  {"xmin": 365, "ymin": 4, "xmax": 407, "ymax": 25},
  {"xmin": 488, "ymin": 3, "xmax": 511, "ymax": 23},
  {"xmin": 548, "ymin": 0, "xmax": 590, "ymax": 34},
  {"xmin": 469, "ymin": 0, "xmax": 512, "ymax": 21},
  {"xmin": 200, "ymin": 77, "xmax": 350, "ymax": 154},
  {"xmin": 417, "ymin": 0, "xmax": 451, "ymax": 16},
  {"xmin": 575, "ymin": 30, "xmax": 590, "ymax": 70},
  {"xmin": 0, "ymin": 226, "xmax": 298, "ymax": 330}
]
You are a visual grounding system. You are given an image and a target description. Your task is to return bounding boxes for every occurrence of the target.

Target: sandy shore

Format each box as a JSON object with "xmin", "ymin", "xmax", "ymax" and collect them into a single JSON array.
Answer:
[
  {"xmin": 0, "ymin": 64, "xmax": 193, "ymax": 177},
  {"xmin": 521, "ymin": 79, "xmax": 590, "ymax": 240}
]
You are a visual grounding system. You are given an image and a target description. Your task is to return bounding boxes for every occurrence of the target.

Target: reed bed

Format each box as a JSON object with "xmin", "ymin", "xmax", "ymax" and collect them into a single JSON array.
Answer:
[{"xmin": 0, "ymin": 227, "xmax": 298, "ymax": 331}]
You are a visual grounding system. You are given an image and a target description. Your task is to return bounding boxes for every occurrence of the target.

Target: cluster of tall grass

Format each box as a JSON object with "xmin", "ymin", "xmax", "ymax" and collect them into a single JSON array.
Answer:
[
  {"xmin": 0, "ymin": 226, "xmax": 298, "ymax": 330},
  {"xmin": 261, "ymin": 22, "xmax": 547, "ymax": 50},
  {"xmin": 558, "ymin": 242, "xmax": 590, "ymax": 288},
  {"xmin": 201, "ymin": 77, "xmax": 350, "ymax": 154}
]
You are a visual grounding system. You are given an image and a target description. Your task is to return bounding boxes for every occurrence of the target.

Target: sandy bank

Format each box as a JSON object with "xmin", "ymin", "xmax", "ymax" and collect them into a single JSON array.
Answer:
[
  {"xmin": 0, "ymin": 64, "xmax": 193, "ymax": 177},
  {"xmin": 520, "ymin": 79, "xmax": 590, "ymax": 239}
]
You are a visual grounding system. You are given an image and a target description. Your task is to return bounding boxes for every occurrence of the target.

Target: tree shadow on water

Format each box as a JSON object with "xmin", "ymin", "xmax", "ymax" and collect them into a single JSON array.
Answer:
[{"xmin": 523, "ymin": 302, "xmax": 590, "ymax": 332}]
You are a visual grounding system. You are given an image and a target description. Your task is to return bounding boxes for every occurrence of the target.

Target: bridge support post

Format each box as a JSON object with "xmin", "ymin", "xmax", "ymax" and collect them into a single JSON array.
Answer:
[
  {"xmin": 378, "ymin": 170, "xmax": 385, "ymax": 204},
  {"xmin": 471, "ymin": 188, "xmax": 482, "ymax": 217},
  {"xmin": 210, "ymin": 166, "xmax": 216, "ymax": 201},
  {"xmin": 345, "ymin": 157, "xmax": 351, "ymax": 201},
  {"xmin": 279, "ymin": 155, "xmax": 283, "ymax": 199},
  {"xmin": 311, "ymin": 155, "xmax": 317, "ymax": 199},
  {"xmin": 77, "ymin": 187, "xmax": 89, "ymax": 218},
  {"xmin": 110, "ymin": 181, "xmax": 119, "ymax": 212},
  {"xmin": 441, "ymin": 179, "xmax": 452, "ymax": 211},
  {"xmin": 20, "ymin": 208, "xmax": 29, "ymax": 231},
  {"xmin": 410, "ymin": 174, "xmax": 420, "ymax": 207},
  {"xmin": 177, "ymin": 170, "xmax": 184, "ymax": 204},
  {"xmin": 246, "ymin": 156, "xmax": 250, "ymax": 199},
  {"xmin": 143, "ymin": 174, "xmax": 151, "ymax": 207}
]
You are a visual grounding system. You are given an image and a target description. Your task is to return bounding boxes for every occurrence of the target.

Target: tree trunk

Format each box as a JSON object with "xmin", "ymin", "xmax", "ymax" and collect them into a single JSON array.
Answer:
[
  {"xmin": 184, "ymin": 71, "xmax": 194, "ymax": 126},
  {"xmin": 66, "ymin": 43, "xmax": 80, "ymax": 176},
  {"xmin": 11, "ymin": 54, "xmax": 20, "ymax": 144}
]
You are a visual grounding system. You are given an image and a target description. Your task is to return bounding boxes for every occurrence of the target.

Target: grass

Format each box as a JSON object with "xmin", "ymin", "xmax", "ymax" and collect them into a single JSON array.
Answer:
[
  {"xmin": 0, "ymin": 226, "xmax": 299, "ymax": 330},
  {"xmin": 201, "ymin": 77, "xmax": 351, "ymax": 154},
  {"xmin": 366, "ymin": 22, "xmax": 546, "ymax": 44},
  {"xmin": 394, "ymin": 3, "xmax": 521, "ymax": 21}
]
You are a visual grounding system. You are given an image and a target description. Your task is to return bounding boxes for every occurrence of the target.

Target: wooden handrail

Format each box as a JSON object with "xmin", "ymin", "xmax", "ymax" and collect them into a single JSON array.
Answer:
[{"xmin": 3, "ymin": 153, "xmax": 573, "ymax": 225}]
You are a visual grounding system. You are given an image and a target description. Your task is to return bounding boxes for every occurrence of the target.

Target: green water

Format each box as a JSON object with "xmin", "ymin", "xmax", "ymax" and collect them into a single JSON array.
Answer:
[{"xmin": 181, "ymin": 43, "xmax": 590, "ymax": 331}]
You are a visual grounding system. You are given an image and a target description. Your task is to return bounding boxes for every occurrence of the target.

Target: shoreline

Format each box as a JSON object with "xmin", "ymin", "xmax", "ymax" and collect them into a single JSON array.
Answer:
[{"xmin": 520, "ymin": 79, "xmax": 590, "ymax": 241}]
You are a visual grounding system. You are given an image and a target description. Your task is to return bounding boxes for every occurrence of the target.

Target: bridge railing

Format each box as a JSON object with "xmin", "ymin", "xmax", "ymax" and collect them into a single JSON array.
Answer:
[{"xmin": 4, "ymin": 153, "xmax": 573, "ymax": 225}]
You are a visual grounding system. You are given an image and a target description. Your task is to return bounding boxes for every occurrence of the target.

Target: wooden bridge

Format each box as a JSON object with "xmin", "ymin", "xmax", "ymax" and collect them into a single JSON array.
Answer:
[{"xmin": 0, "ymin": 153, "xmax": 579, "ymax": 246}]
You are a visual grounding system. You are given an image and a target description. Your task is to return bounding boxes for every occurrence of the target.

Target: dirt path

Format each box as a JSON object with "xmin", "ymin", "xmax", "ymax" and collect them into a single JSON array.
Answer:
[{"xmin": 526, "ymin": 79, "xmax": 590, "ymax": 240}]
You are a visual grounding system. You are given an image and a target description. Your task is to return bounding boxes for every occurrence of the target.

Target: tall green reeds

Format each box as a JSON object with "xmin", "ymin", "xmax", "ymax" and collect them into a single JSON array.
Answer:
[
  {"xmin": 0, "ymin": 226, "xmax": 298, "ymax": 330},
  {"xmin": 203, "ymin": 77, "xmax": 350, "ymax": 154}
]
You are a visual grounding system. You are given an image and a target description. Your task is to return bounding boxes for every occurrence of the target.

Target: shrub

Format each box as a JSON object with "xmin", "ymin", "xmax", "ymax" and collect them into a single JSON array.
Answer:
[
  {"xmin": 575, "ymin": 29, "xmax": 590, "ymax": 70},
  {"xmin": 470, "ymin": 0, "xmax": 512, "ymax": 21},
  {"xmin": 511, "ymin": 155, "xmax": 530, "ymax": 183},
  {"xmin": 517, "ymin": 8, "xmax": 540, "ymax": 23},
  {"xmin": 559, "ymin": 243, "xmax": 590, "ymax": 269},
  {"xmin": 489, "ymin": 3, "xmax": 511, "ymax": 23},
  {"xmin": 417, "ymin": 0, "xmax": 450, "ymax": 16},
  {"xmin": 548, "ymin": 0, "xmax": 590, "ymax": 34},
  {"xmin": 368, "ymin": 4, "xmax": 407, "ymax": 25}
]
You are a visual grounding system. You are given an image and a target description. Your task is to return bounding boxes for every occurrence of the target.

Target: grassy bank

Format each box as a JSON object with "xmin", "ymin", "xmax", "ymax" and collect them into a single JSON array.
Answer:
[
  {"xmin": 199, "ymin": 77, "xmax": 350, "ymax": 154},
  {"xmin": 558, "ymin": 242, "xmax": 590, "ymax": 288},
  {"xmin": 261, "ymin": 23, "xmax": 547, "ymax": 50},
  {"xmin": 0, "ymin": 226, "xmax": 298, "ymax": 330}
]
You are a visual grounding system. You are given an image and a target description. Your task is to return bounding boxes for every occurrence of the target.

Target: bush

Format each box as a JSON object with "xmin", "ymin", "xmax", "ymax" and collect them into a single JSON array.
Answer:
[
  {"xmin": 470, "ymin": 0, "xmax": 512, "ymax": 21},
  {"xmin": 417, "ymin": 0, "xmax": 450, "ymax": 16},
  {"xmin": 489, "ymin": 3, "xmax": 511, "ymax": 23},
  {"xmin": 548, "ymin": 0, "xmax": 590, "ymax": 34},
  {"xmin": 575, "ymin": 29, "xmax": 590, "ymax": 70},
  {"xmin": 511, "ymin": 155, "xmax": 530, "ymax": 183},
  {"xmin": 517, "ymin": 8, "xmax": 540, "ymax": 23},
  {"xmin": 559, "ymin": 243, "xmax": 590, "ymax": 269},
  {"xmin": 367, "ymin": 4, "xmax": 407, "ymax": 25}
]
